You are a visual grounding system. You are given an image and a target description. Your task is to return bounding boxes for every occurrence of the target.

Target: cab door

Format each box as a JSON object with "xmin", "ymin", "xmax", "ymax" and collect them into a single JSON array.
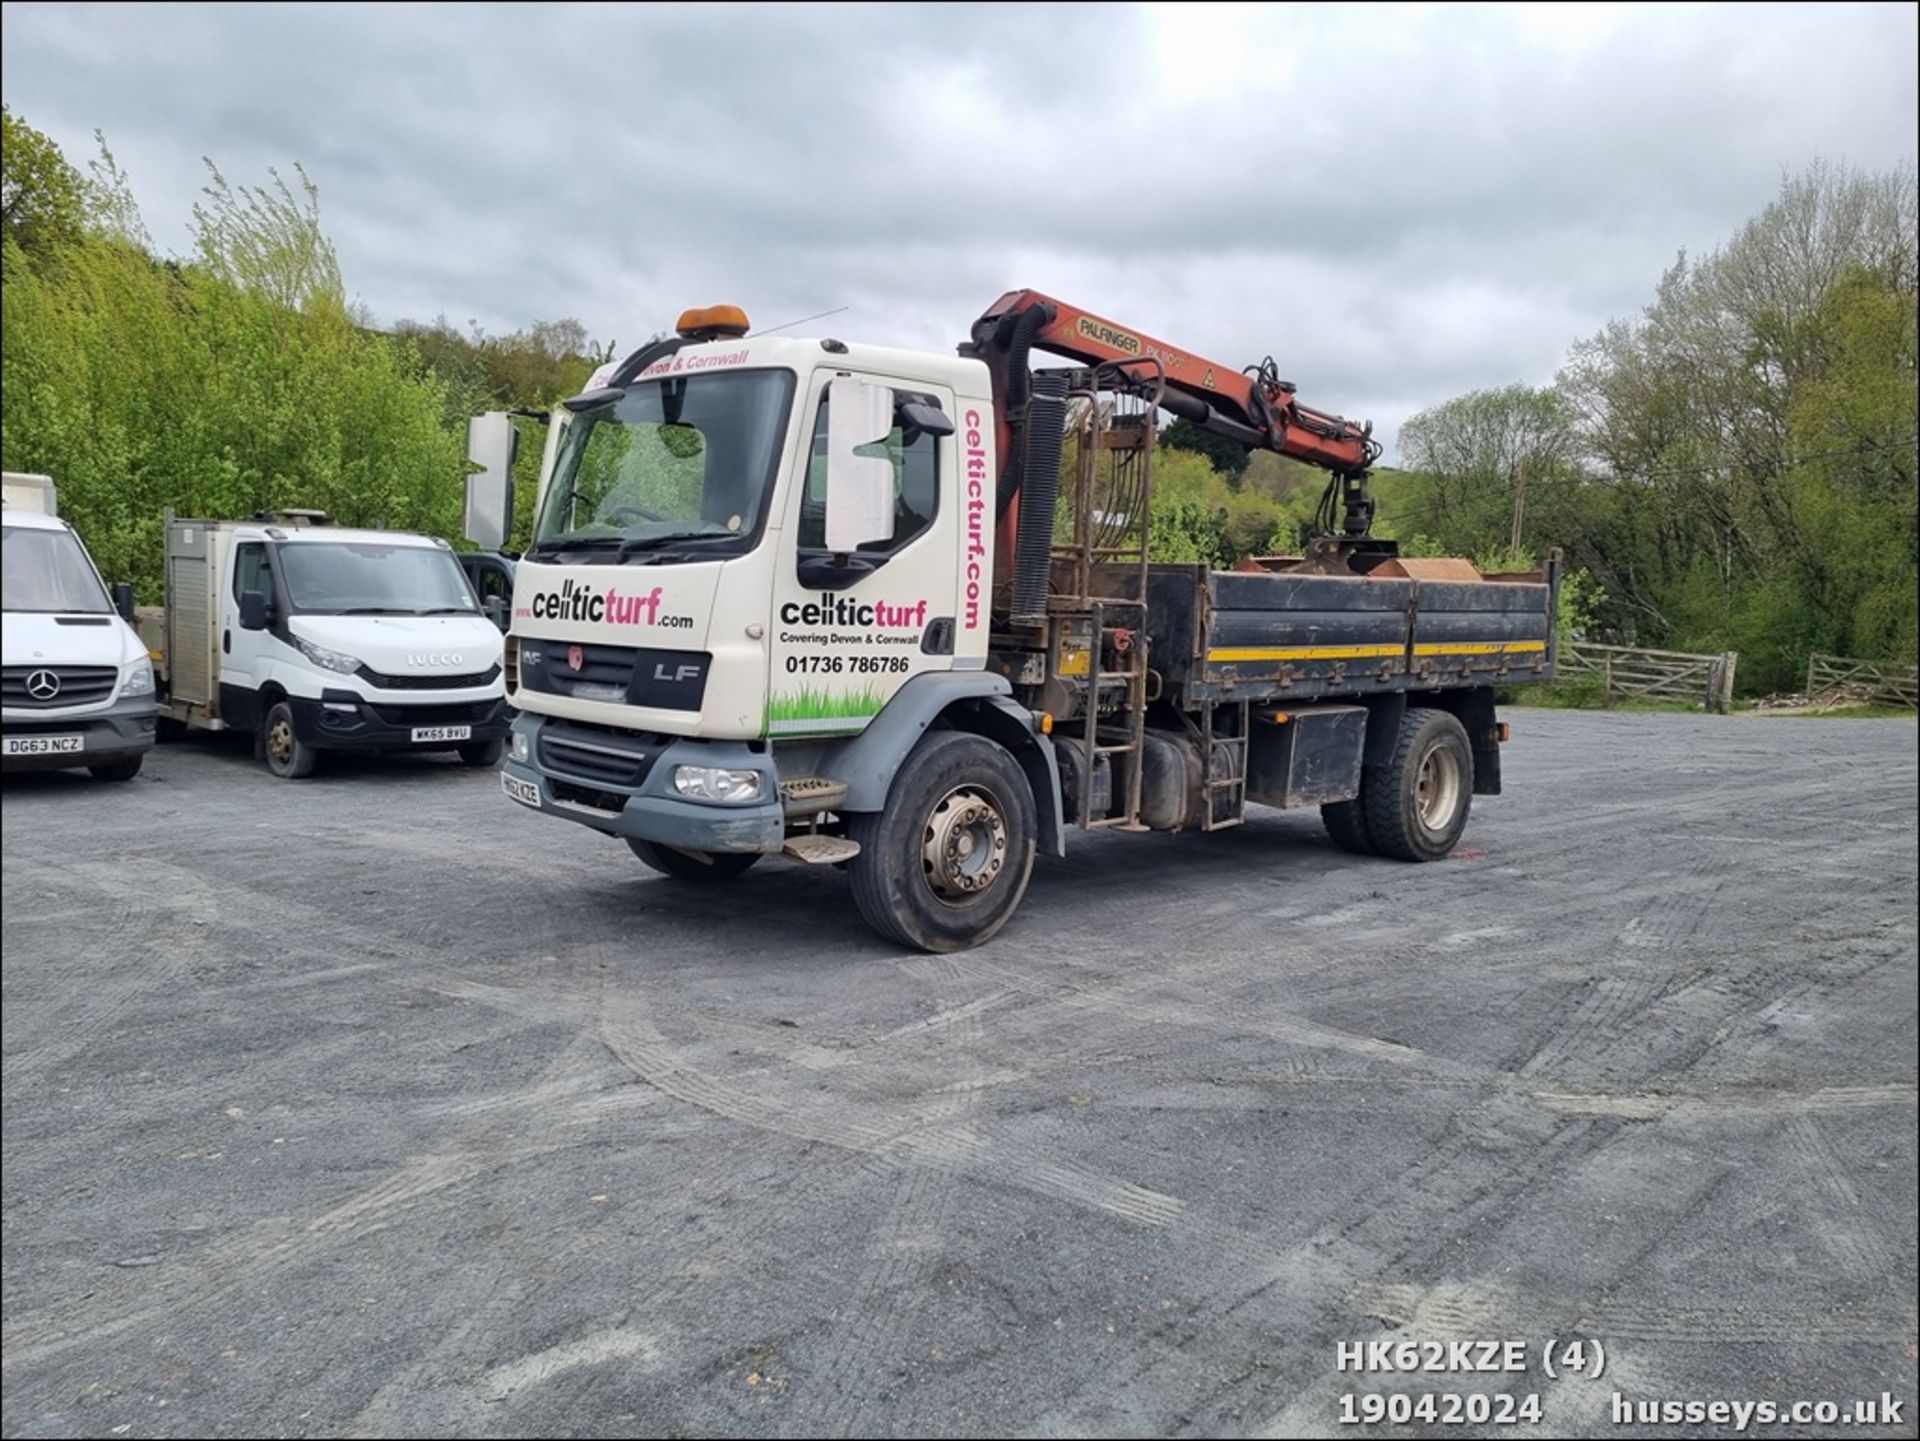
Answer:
[
  {"xmin": 767, "ymin": 376, "xmax": 960, "ymax": 738},
  {"xmin": 222, "ymin": 540, "xmax": 275, "ymax": 723}
]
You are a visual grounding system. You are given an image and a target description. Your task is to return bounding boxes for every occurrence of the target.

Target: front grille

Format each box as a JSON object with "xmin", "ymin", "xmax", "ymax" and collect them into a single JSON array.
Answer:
[
  {"xmin": 355, "ymin": 663, "xmax": 501, "ymax": 691},
  {"xmin": 518, "ymin": 639, "xmax": 636, "ymax": 699},
  {"xmin": 536, "ymin": 719, "xmax": 663, "ymax": 788},
  {"xmin": 365, "ymin": 699, "xmax": 501, "ymax": 727},
  {"xmin": 549, "ymin": 779, "xmax": 629, "ymax": 813},
  {"xmin": 2, "ymin": 666, "xmax": 118, "ymax": 709}
]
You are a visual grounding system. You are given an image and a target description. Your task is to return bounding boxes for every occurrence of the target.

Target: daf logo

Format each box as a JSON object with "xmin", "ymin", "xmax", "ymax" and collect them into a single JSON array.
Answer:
[
  {"xmin": 407, "ymin": 653, "xmax": 464, "ymax": 668},
  {"xmin": 25, "ymin": 669, "xmax": 61, "ymax": 701}
]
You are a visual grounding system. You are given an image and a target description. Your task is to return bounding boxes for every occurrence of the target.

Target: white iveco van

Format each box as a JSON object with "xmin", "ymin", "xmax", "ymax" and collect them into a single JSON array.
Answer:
[
  {"xmin": 2, "ymin": 476, "xmax": 158, "ymax": 781},
  {"xmin": 147, "ymin": 511, "xmax": 510, "ymax": 778}
]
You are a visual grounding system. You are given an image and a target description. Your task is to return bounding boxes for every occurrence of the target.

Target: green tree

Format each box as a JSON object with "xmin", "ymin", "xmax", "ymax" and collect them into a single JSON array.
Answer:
[
  {"xmin": 1, "ymin": 118, "xmax": 469, "ymax": 598},
  {"xmin": 2, "ymin": 106, "xmax": 93, "ymax": 256}
]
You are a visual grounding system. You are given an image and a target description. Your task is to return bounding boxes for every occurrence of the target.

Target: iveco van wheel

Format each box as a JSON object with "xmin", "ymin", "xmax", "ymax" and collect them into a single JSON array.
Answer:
[
  {"xmin": 262, "ymin": 701, "xmax": 319, "ymax": 780},
  {"xmin": 847, "ymin": 731, "xmax": 1036, "ymax": 953},
  {"xmin": 626, "ymin": 838, "xmax": 760, "ymax": 880}
]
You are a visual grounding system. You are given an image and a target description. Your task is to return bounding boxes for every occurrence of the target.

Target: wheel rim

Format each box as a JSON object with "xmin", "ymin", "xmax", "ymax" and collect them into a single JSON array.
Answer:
[
  {"xmin": 921, "ymin": 784, "xmax": 1008, "ymax": 902},
  {"xmin": 1415, "ymin": 742, "xmax": 1463, "ymax": 831},
  {"xmin": 267, "ymin": 716, "xmax": 294, "ymax": 767}
]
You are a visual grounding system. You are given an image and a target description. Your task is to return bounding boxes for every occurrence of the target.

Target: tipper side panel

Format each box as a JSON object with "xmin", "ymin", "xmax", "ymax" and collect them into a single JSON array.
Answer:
[
  {"xmin": 1139, "ymin": 565, "xmax": 1556, "ymax": 706},
  {"xmin": 1408, "ymin": 579, "xmax": 1554, "ymax": 688}
]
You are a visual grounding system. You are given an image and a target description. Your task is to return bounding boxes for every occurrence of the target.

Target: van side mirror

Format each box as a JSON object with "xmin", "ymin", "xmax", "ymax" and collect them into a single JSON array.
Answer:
[
  {"xmin": 112, "ymin": 581, "xmax": 136, "ymax": 623},
  {"xmin": 238, "ymin": 589, "xmax": 271, "ymax": 631},
  {"xmin": 465, "ymin": 412, "xmax": 519, "ymax": 552},
  {"xmin": 483, "ymin": 594, "xmax": 509, "ymax": 631},
  {"xmin": 824, "ymin": 376, "xmax": 896, "ymax": 553}
]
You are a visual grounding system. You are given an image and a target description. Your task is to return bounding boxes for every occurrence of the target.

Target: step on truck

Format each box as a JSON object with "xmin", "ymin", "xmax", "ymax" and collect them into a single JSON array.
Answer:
[
  {"xmin": 494, "ymin": 295, "xmax": 1559, "ymax": 950},
  {"xmin": 3, "ymin": 473, "xmax": 158, "ymax": 780},
  {"xmin": 139, "ymin": 510, "xmax": 511, "ymax": 778}
]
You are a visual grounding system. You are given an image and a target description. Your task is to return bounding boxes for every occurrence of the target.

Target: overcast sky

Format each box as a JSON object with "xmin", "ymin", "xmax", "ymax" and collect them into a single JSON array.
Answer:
[{"xmin": 3, "ymin": 2, "xmax": 1915, "ymax": 455}]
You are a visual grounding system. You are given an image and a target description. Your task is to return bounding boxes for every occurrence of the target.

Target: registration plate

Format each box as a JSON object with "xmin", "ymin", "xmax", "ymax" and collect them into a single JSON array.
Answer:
[
  {"xmin": 4, "ymin": 735, "xmax": 84, "ymax": 756},
  {"xmin": 411, "ymin": 725, "xmax": 472, "ymax": 743},
  {"xmin": 501, "ymin": 772, "xmax": 540, "ymax": 808}
]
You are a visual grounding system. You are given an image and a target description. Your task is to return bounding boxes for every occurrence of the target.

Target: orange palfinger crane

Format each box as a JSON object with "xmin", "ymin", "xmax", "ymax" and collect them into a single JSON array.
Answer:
[{"xmin": 966, "ymin": 290, "xmax": 1385, "ymax": 560}]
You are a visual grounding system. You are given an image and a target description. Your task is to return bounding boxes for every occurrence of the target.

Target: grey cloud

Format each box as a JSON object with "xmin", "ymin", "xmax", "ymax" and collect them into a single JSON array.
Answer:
[{"xmin": 4, "ymin": 1, "xmax": 1914, "ymax": 457}]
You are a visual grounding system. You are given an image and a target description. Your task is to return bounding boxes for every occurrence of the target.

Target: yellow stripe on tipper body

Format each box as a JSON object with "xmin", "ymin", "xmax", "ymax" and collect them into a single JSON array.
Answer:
[
  {"xmin": 1205, "ymin": 639, "xmax": 1547, "ymax": 664},
  {"xmin": 1415, "ymin": 640, "xmax": 1548, "ymax": 657},
  {"xmin": 1206, "ymin": 643, "xmax": 1403, "ymax": 663}
]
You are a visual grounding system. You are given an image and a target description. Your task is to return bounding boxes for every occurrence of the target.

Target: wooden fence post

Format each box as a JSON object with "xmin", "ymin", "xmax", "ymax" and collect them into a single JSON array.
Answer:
[{"xmin": 1718, "ymin": 652, "xmax": 1738, "ymax": 713}]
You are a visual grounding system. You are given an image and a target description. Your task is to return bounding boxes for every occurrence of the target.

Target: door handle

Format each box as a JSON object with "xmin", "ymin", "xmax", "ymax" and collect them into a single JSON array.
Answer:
[{"xmin": 223, "ymin": 628, "xmax": 231, "ymax": 654}]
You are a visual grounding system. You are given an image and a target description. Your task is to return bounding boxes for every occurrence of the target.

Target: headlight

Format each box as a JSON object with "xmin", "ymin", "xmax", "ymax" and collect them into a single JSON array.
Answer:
[
  {"xmin": 296, "ymin": 637, "xmax": 362, "ymax": 674},
  {"xmin": 672, "ymin": 765, "xmax": 763, "ymax": 803},
  {"xmin": 119, "ymin": 658, "xmax": 155, "ymax": 697},
  {"xmin": 510, "ymin": 730, "xmax": 531, "ymax": 762}
]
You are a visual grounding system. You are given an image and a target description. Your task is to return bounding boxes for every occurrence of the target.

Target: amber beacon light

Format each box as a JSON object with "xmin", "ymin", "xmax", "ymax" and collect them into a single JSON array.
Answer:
[{"xmin": 676, "ymin": 305, "xmax": 752, "ymax": 339}]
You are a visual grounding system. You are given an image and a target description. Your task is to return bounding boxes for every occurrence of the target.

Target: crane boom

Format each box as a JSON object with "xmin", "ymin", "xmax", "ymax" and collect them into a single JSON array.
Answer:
[{"xmin": 972, "ymin": 289, "xmax": 1380, "ymax": 475}]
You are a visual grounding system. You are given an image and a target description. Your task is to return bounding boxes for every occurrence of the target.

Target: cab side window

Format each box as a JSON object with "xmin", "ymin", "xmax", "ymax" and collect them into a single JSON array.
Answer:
[
  {"xmin": 798, "ymin": 389, "xmax": 940, "ymax": 553},
  {"xmin": 469, "ymin": 561, "xmax": 512, "ymax": 606},
  {"xmin": 233, "ymin": 543, "xmax": 271, "ymax": 602}
]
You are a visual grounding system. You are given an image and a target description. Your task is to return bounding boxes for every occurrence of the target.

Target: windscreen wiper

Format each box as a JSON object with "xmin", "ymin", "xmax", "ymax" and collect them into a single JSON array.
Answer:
[
  {"xmin": 526, "ymin": 535, "xmax": 623, "ymax": 557},
  {"xmin": 616, "ymin": 532, "xmax": 737, "ymax": 558}
]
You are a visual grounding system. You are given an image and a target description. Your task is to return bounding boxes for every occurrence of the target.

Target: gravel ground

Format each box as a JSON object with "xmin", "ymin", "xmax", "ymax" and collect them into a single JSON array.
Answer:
[{"xmin": 2, "ymin": 710, "xmax": 1915, "ymax": 1439}]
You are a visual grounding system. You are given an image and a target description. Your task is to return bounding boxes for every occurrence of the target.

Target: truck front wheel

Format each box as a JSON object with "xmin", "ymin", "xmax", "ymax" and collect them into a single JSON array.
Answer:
[
  {"xmin": 1363, "ymin": 706, "xmax": 1473, "ymax": 861},
  {"xmin": 262, "ymin": 701, "xmax": 319, "ymax": 779},
  {"xmin": 847, "ymin": 731, "xmax": 1036, "ymax": 953},
  {"xmin": 626, "ymin": 838, "xmax": 760, "ymax": 881}
]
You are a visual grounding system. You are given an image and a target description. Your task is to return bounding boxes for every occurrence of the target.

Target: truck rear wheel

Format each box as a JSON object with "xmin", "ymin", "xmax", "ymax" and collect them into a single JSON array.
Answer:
[
  {"xmin": 1320, "ymin": 798, "xmax": 1376, "ymax": 855},
  {"xmin": 1364, "ymin": 706, "xmax": 1473, "ymax": 862},
  {"xmin": 626, "ymin": 838, "xmax": 760, "ymax": 881},
  {"xmin": 846, "ymin": 731, "xmax": 1036, "ymax": 953},
  {"xmin": 262, "ymin": 701, "xmax": 318, "ymax": 779}
]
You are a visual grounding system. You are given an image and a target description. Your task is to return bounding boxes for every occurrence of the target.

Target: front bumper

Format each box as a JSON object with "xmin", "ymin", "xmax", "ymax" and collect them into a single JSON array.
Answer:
[
  {"xmin": 288, "ymin": 690, "xmax": 512, "ymax": 751},
  {"xmin": 499, "ymin": 711, "xmax": 784, "ymax": 854},
  {"xmin": 2, "ymin": 691, "xmax": 158, "ymax": 772}
]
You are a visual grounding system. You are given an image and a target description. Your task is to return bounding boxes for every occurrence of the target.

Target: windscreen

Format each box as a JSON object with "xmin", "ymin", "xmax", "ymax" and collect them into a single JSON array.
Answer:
[
  {"xmin": 2, "ymin": 525, "xmax": 112, "ymax": 614},
  {"xmin": 276, "ymin": 543, "xmax": 478, "ymax": 616},
  {"xmin": 532, "ymin": 369, "xmax": 795, "ymax": 559}
]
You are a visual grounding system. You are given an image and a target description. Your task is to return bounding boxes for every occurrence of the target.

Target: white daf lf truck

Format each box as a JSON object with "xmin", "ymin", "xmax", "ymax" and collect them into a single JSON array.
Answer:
[
  {"xmin": 141, "ymin": 511, "xmax": 511, "ymax": 778},
  {"xmin": 2, "ymin": 473, "xmax": 159, "ymax": 780}
]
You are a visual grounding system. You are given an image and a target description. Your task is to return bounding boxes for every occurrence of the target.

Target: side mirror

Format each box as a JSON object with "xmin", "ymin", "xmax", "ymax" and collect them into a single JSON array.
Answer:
[
  {"xmin": 465, "ymin": 412, "xmax": 519, "ymax": 552},
  {"xmin": 796, "ymin": 551, "xmax": 883, "ymax": 592},
  {"xmin": 238, "ymin": 588, "xmax": 271, "ymax": 631},
  {"xmin": 824, "ymin": 376, "xmax": 896, "ymax": 553},
  {"xmin": 112, "ymin": 581, "xmax": 136, "ymax": 623},
  {"xmin": 898, "ymin": 400, "xmax": 954, "ymax": 437},
  {"xmin": 484, "ymin": 594, "xmax": 509, "ymax": 632}
]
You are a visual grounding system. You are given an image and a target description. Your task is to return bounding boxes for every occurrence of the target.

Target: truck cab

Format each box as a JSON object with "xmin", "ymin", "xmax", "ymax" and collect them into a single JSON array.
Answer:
[
  {"xmin": 500, "ymin": 328, "xmax": 997, "ymax": 852},
  {"xmin": 2, "ymin": 478, "xmax": 158, "ymax": 781}
]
